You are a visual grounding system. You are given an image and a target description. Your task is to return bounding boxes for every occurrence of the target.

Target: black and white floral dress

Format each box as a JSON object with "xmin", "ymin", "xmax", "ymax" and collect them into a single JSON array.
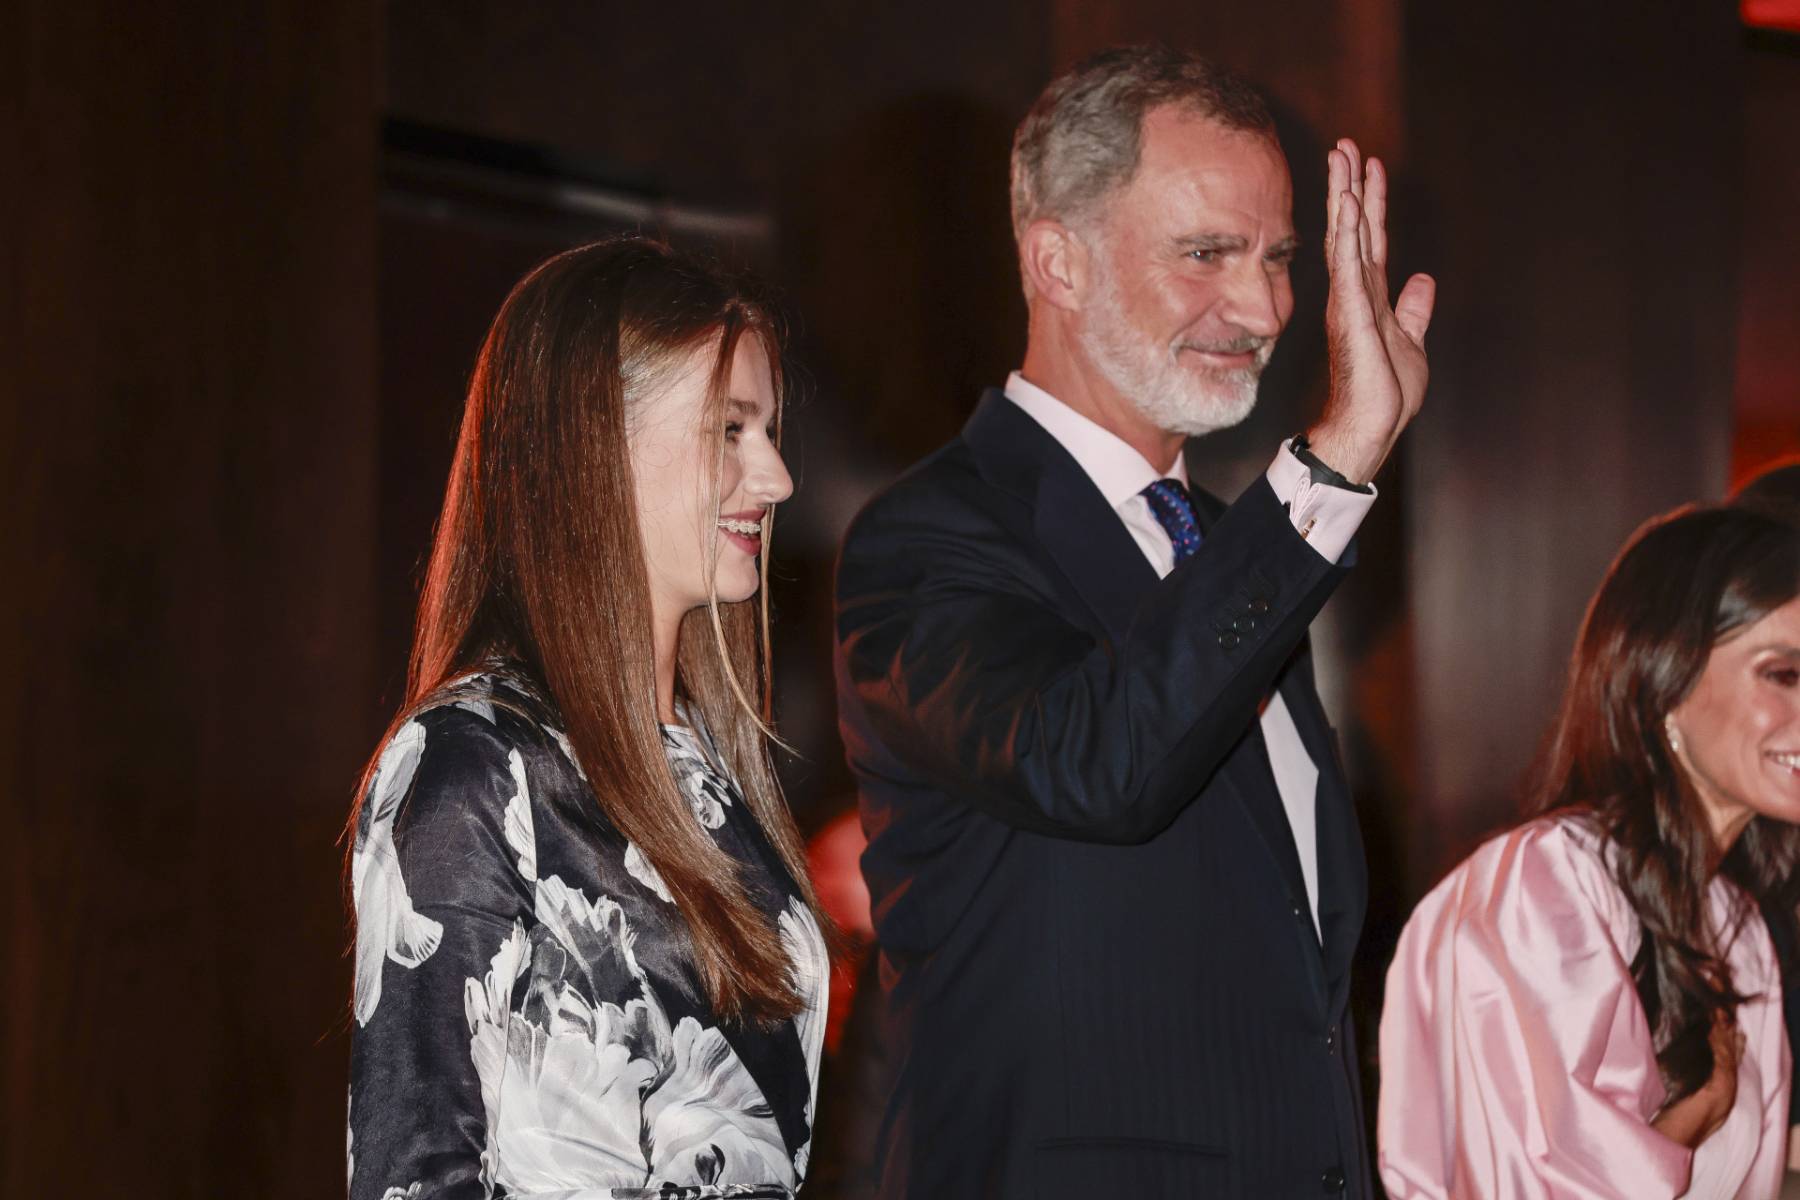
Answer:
[{"xmin": 347, "ymin": 666, "xmax": 828, "ymax": 1200}]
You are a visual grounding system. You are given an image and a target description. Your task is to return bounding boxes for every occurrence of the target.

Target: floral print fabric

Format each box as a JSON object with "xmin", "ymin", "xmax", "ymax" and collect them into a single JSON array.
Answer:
[{"xmin": 348, "ymin": 668, "xmax": 826, "ymax": 1200}]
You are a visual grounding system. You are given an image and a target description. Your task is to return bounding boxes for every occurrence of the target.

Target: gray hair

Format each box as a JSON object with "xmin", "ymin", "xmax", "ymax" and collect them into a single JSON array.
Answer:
[{"xmin": 1009, "ymin": 45, "xmax": 1277, "ymax": 246}]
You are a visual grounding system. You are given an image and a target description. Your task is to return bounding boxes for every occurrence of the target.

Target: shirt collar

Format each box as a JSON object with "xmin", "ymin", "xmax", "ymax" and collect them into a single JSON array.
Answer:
[{"xmin": 1003, "ymin": 371, "xmax": 1188, "ymax": 509}]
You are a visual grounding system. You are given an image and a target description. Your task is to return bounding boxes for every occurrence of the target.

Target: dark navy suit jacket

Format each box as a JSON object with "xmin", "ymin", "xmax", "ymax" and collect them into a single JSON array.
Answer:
[{"xmin": 833, "ymin": 391, "xmax": 1371, "ymax": 1199}]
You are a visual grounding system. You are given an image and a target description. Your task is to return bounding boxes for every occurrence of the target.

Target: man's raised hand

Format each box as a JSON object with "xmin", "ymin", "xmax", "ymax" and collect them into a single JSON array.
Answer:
[{"xmin": 1308, "ymin": 138, "xmax": 1436, "ymax": 485}]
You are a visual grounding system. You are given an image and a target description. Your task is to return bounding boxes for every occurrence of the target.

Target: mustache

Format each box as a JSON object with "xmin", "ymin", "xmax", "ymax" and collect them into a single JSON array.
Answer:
[{"xmin": 1176, "ymin": 334, "xmax": 1274, "ymax": 357}]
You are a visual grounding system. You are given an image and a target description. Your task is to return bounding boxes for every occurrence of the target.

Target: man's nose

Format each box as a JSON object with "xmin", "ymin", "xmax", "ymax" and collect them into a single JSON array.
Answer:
[{"xmin": 1219, "ymin": 263, "xmax": 1288, "ymax": 340}]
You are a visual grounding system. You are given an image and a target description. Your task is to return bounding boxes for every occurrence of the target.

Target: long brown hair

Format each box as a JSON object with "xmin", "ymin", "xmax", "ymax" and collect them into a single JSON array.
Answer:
[
  {"xmin": 352, "ymin": 236, "xmax": 825, "ymax": 1025},
  {"xmin": 1535, "ymin": 505, "xmax": 1800, "ymax": 1101}
]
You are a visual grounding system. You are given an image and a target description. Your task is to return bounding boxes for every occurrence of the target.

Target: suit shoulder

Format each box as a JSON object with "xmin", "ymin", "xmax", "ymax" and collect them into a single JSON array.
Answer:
[{"xmin": 841, "ymin": 436, "xmax": 1014, "ymax": 556}]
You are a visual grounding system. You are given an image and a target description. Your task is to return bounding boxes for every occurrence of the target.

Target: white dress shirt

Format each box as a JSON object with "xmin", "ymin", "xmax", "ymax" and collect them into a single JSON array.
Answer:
[{"xmin": 1005, "ymin": 371, "xmax": 1375, "ymax": 935}]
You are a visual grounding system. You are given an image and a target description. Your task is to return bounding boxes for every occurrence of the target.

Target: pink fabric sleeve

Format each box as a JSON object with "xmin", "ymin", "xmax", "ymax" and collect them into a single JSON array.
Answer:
[
  {"xmin": 1731, "ymin": 977, "xmax": 1791, "ymax": 1198},
  {"xmin": 1377, "ymin": 820, "xmax": 1697, "ymax": 1199}
]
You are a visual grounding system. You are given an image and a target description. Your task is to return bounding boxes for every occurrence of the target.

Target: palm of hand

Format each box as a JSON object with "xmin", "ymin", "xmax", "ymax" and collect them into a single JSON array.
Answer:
[{"xmin": 1320, "ymin": 140, "xmax": 1435, "ymax": 475}]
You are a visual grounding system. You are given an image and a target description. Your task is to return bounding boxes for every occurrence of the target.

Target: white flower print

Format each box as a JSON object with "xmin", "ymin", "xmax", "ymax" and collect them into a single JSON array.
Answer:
[
  {"xmin": 353, "ymin": 719, "xmax": 445, "ymax": 1026},
  {"xmin": 503, "ymin": 749, "xmax": 536, "ymax": 882},
  {"xmin": 463, "ymin": 922, "xmax": 529, "ymax": 1194},
  {"xmin": 379, "ymin": 1187, "xmax": 421, "ymax": 1200},
  {"xmin": 642, "ymin": 1017, "xmax": 794, "ymax": 1189},
  {"xmin": 445, "ymin": 670, "xmax": 497, "ymax": 724},
  {"xmin": 779, "ymin": 898, "xmax": 829, "ymax": 1177},
  {"xmin": 467, "ymin": 884, "xmax": 672, "ymax": 1193},
  {"xmin": 462, "ymin": 876, "xmax": 795, "ymax": 1195},
  {"xmin": 625, "ymin": 841, "xmax": 674, "ymax": 904},
  {"xmin": 545, "ymin": 724, "xmax": 588, "ymax": 781},
  {"xmin": 662, "ymin": 727, "xmax": 735, "ymax": 829}
]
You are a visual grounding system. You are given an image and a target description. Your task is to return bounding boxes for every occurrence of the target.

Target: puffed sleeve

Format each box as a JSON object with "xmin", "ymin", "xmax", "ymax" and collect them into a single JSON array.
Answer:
[
  {"xmin": 348, "ymin": 708, "xmax": 536, "ymax": 1200},
  {"xmin": 1377, "ymin": 819, "xmax": 1695, "ymax": 1200}
]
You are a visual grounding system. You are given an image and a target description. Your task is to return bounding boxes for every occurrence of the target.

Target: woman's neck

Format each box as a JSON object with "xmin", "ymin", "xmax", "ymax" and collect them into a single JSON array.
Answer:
[
  {"xmin": 1707, "ymin": 814, "xmax": 1753, "ymax": 875},
  {"xmin": 653, "ymin": 605, "xmax": 682, "ymax": 725}
]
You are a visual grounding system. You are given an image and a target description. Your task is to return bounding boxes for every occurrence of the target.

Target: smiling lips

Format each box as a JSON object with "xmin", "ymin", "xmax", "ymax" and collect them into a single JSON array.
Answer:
[
  {"xmin": 1772, "ymin": 750, "xmax": 1800, "ymax": 776},
  {"xmin": 718, "ymin": 511, "xmax": 765, "ymax": 554},
  {"xmin": 1176, "ymin": 339, "xmax": 1270, "ymax": 370}
]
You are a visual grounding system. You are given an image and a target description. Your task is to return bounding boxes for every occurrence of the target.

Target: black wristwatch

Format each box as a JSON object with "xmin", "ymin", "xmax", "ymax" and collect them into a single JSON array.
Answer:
[{"xmin": 1289, "ymin": 435, "xmax": 1375, "ymax": 495}]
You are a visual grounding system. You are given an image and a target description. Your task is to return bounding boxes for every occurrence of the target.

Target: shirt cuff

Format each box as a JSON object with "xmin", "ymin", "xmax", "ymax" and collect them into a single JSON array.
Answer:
[{"xmin": 1265, "ymin": 442, "xmax": 1377, "ymax": 564}]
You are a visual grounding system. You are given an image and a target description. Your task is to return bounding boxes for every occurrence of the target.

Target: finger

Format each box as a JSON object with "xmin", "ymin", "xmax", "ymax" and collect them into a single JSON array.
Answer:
[
  {"xmin": 1331, "ymin": 188, "xmax": 1363, "ymax": 287},
  {"xmin": 1325, "ymin": 149, "xmax": 1346, "ymax": 260},
  {"xmin": 1358, "ymin": 186, "xmax": 1374, "ymax": 265},
  {"xmin": 1393, "ymin": 272, "xmax": 1436, "ymax": 345},
  {"xmin": 1366, "ymin": 156, "xmax": 1389, "ymax": 269},
  {"xmin": 1340, "ymin": 138, "xmax": 1365, "ymax": 213},
  {"xmin": 1361, "ymin": 258, "xmax": 1389, "ymax": 317},
  {"xmin": 1343, "ymin": 142, "xmax": 1371, "ymax": 267}
]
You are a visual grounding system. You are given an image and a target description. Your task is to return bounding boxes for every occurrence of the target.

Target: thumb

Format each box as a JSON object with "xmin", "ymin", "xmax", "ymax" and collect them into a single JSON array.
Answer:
[{"xmin": 1394, "ymin": 273, "xmax": 1436, "ymax": 345}]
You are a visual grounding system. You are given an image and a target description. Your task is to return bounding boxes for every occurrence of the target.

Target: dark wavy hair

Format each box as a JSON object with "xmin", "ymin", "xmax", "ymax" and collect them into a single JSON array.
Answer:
[{"xmin": 1535, "ymin": 505, "xmax": 1800, "ymax": 1102}]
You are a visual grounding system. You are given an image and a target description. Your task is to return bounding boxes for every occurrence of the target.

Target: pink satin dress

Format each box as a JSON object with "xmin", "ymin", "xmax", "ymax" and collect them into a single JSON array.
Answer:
[{"xmin": 1378, "ymin": 815, "xmax": 1790, "ymax": 1200}]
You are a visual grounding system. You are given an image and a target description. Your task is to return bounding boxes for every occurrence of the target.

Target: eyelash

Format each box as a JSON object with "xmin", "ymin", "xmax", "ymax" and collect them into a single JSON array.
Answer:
[
  {"xmin": 1186, "ymin": 249, "xmax": 1295, "ymax": 268},
  {"xmin": 724, "ymin": 422, "xmax": 777, "ymax": 441},
  {"xmin": 1762, "ymin": 666, "xmax": 1799, "ymax": 687}
]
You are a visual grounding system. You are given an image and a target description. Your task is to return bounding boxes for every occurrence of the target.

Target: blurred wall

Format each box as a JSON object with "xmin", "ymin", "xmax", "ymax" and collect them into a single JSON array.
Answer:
[
  {"xmin": 1, "ymin": 1, "xmax": 381, "ymax": 1195},
  {"xmin": 1734, "ymin": 32, "xmax": 1800, "ymax": 482},
  {"xmin": 1406, "ymin": 2, "xmax": 1745, "ymax": 876}
]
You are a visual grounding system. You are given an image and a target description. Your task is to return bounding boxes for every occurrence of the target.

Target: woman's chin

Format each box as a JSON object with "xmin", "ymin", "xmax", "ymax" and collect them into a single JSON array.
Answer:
[{"xmin": 714, "ymin": 574, "xmax": 761, "ymax": 606}]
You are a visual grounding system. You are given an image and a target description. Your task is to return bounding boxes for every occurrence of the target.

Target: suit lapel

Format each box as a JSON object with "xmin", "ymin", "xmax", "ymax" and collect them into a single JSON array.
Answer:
[{"xmin": 962, "ymin": 392, "xmax": 1157, "ymax": 641}]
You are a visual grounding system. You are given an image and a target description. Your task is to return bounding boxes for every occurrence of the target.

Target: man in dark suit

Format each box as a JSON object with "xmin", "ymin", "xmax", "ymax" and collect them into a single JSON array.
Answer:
[{"xmin": 832, "ymin": 46, "xmax": 1436, "ymax": 1199}]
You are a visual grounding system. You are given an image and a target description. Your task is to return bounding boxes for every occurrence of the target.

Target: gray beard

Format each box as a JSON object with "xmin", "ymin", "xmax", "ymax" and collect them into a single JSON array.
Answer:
[{"xmin": 1080, "ymin": 265, "xmax": 1268, "ymax": 438}]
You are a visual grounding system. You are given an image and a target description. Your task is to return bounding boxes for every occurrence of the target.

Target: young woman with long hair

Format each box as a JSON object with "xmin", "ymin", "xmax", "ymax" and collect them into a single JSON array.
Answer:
[
  {"xmin": 1378, "ymin": 506, "xmax": 1800, "ymax": 1199},
  {"xmin": 345, "ymin": 237, "xmax": 831, "ymax": 1200}
]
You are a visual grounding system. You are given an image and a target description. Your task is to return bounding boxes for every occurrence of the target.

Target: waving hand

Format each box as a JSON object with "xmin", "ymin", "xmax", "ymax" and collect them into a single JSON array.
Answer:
[{"xmin": 1308, "ymin": 138, "xmax": 1436, "ymax": 485}]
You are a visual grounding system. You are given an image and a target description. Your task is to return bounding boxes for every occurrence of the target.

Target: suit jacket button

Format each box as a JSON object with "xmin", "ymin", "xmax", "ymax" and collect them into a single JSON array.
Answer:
[
  {"xmin": 1321, "ymin": 1167, "xmax": 1346, "ymax": 1192},
  {"xmin": 1219, "ymin": 631, "xmax": 1240, "ymax": 650},
  {"xmin": 1325, "ymin": 1025, "xmax": 1338, "ymax": 1052},
  {"xmin": 1250, "ymin": 597, "xmax": 1271, "ymax": 614},
  {"xmin": 1232, "ymin": 614, "xmax": 1255, "ymax": 633}
]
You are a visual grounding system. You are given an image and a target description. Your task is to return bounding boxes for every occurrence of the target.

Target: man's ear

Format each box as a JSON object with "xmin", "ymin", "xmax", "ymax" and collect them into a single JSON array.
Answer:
[{"xmin": 1019, "ymin": 218, "xmax": 1091, "ymax": 313}]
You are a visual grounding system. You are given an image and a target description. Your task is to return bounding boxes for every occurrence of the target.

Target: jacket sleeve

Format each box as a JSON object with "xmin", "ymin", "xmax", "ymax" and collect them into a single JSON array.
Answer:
[
  {"xmin": 348, "ymin": 708, "xmax": 536, "ymax": 1200},
  {"xmin": 1376, "ymin": 823, "xmax": 1699, "ymax": 1200},
  {"xmin": 834, "ymin": 474, "xmax": 1346, "ymax": 844}
]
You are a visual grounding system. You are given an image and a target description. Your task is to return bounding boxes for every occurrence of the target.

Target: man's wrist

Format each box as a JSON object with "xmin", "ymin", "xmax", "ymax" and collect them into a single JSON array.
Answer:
[{"xmin": 1291, "ymin": 433, "xmax": 1376, "ymax": 494}]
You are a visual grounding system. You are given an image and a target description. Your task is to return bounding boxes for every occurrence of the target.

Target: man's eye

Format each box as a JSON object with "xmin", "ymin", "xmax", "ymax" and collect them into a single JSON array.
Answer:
[
  {"xmin": 1188, "ymin": 249, "xmax": 1221, "ymax": 265},
  {"xmin": 1266, "ymin": 251, "xmax": 1297, "ymax": 268}
]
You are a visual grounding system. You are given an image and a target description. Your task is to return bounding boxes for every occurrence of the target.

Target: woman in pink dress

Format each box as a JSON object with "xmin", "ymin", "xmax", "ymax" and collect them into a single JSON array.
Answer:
[{"xmin": 1380, "ymin": 506, "xmax": 1800, "ymax": 1199}]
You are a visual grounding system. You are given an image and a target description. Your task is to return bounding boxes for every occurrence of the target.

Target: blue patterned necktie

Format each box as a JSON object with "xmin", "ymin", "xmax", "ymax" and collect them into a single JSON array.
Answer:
[{"xmin": 1141, "ymin": 478, "xmax": 1203, "ymax": 565}]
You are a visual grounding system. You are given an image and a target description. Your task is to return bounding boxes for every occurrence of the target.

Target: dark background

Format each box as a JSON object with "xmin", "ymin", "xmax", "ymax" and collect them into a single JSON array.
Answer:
[{"xmin": 4, "ymin": 1, "xmax": 1797, "ymax": 1195}]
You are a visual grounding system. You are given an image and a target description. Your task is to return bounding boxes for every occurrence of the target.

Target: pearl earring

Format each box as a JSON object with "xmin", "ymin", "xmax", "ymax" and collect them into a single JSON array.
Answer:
[{"xmin": 1665, "ymin": 718, "xmax": 1682, "ymax": 755}]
